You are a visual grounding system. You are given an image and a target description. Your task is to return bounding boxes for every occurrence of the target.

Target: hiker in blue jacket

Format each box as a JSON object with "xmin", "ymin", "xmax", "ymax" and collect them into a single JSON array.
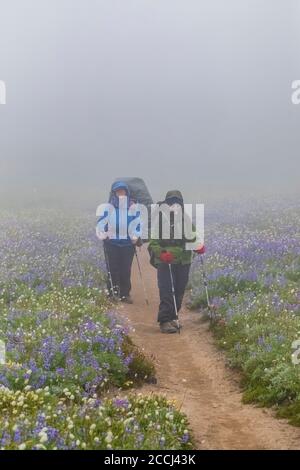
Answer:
[{"xmin": 97, "ymin": 181, "xmax": 141, "ymax": 303}]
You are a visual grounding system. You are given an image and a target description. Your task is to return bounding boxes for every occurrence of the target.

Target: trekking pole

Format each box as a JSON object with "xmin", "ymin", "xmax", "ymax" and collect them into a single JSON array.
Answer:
[
  {"xmin": 199, "ymin": 254, "xmax": 211, "ymax": 309},
  {"xmin": 134, "ymin": 247, "xmax": 149, "ymax": 305},
  {"xmin": 196, "ymin": 249, "xmax": 216, "ymax": 322},
  {"xmin": 103, "ymin": 242, "xmax": 116, "ymax": 299},
  {"xmin": 168, "ymin": 263, "xmax": 180, "ymax": 333}
]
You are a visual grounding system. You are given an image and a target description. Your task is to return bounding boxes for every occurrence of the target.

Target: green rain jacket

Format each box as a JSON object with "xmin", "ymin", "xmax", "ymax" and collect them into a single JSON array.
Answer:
[{"xmin": 148, "ymin": 190, "xmax": 197, "ymax": 267}]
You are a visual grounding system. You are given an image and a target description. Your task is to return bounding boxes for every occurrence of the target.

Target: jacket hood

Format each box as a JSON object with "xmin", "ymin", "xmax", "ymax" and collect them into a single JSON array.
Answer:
[
  {"xmin": 111, "ymin": 181, "xmax": 130, "ymax": 195},
  {"xmin": 165, "ymin": 190, "xmax": 183, "ymax": 204},
  {"xmin": 109, "ymin": 181, "xmax": 131, "ymax": 207}
]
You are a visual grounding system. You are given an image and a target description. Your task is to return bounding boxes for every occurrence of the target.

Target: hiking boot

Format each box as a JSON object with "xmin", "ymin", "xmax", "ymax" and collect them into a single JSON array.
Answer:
[
  {"xmin": 170, "ymin": 319, "xmax": 182, "ymax": 330},
  {"xmin": 121, "ymin": 295, "xmax": 133, "ymax": 304},
  {"xmin": 107, "ymin": 294, "xmax": 119, "ymax": 304},
  {"xmin": 160, "ymin": 321, "xmax": 178, "ymax": 334}
]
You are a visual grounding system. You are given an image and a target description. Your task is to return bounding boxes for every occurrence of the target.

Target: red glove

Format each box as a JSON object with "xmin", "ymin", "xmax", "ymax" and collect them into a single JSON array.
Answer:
[
  {"xmin": 194, "ymin": 244, "xmax": 205, "ymax": 255},
  {"xmin": 160, "ymin": 251, "xmax": 174, "ymax": 263}
]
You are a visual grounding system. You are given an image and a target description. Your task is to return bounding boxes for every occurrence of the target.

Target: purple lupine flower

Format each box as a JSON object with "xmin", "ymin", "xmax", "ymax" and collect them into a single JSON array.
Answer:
[{"xmin": 181, "ymin": 433, "xmax": 189, "ymax": 444}]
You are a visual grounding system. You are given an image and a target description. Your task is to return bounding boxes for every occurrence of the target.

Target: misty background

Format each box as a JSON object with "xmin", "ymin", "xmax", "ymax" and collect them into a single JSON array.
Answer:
[{"xmin": 0, "ymin": 0, "xmax": 299, "ymax": 209}]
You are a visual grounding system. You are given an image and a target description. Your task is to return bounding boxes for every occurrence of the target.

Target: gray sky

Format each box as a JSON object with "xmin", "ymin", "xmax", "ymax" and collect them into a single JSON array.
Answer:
[{"xmin": 0, "ymin": 0, "xmax": 299, "ymax": 206}]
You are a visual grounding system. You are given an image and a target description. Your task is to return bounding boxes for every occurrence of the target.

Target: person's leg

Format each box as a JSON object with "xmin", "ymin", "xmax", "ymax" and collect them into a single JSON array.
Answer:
[
  {"xmin": 174, "ymin": 264, "xmax": 191, "ymax": 312},
  {"xmin": 119, "ymin": 245, "xmax": 135, "ymax": 298},
  {"xmin": 157, "ymin": 263, "xmax": 177, "ymax": 323},
  {"xmin": 104, "ymin": 243, "xmax": 121, "ymax": 297}
]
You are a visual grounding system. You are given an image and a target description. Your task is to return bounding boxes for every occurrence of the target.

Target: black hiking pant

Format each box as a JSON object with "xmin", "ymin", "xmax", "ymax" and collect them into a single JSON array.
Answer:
[
  {"xmin": 104, "ymin": 242, "xmax": 135, "ymax": 298},
  {"xmin": 157, "ymin": 263, "xmax": 191, "ymax": 324}
]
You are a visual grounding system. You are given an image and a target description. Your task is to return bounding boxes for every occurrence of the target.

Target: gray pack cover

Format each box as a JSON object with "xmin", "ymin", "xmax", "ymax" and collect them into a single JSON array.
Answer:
[{"xmin": 112, "ymin": 177, "xmax": 153, "ymax": 207}]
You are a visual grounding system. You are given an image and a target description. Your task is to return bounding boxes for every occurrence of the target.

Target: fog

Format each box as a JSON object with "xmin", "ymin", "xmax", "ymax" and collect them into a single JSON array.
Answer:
[{"xmin": 0, "ymin": 0, "xmax": 299, "ymax": 208}]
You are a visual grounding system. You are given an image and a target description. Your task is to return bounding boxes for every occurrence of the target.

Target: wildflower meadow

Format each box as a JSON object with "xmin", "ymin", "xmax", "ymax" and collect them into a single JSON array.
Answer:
[
  {"xmin": 0, "ymin": 210, "xmax": 192, "ymax": 450},
  {"xmin": 190, "ymin": 199, "xmax": 300, "ymax": 424}
]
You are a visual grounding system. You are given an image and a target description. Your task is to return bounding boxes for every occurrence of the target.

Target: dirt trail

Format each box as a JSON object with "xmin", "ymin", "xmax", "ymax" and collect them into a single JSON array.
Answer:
[{"xmin": 119, "ymin": 246, "xmax": 300, "ymax": 450}]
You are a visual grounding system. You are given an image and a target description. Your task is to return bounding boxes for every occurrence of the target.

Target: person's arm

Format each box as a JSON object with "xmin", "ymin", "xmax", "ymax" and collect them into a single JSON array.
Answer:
[
  {"xmin": 148, "ymin": 237, "xmax": 162, "ymax": 257},
  {"xmin": 148, "ymin": 238, "xmax": 183, "ymax": 263}
]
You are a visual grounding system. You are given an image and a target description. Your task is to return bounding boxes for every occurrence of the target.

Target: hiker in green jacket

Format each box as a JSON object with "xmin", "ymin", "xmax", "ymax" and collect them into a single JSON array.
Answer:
[{"xmin": 148, "ymin": 190, "xmax": 202, "ymax": 334}]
